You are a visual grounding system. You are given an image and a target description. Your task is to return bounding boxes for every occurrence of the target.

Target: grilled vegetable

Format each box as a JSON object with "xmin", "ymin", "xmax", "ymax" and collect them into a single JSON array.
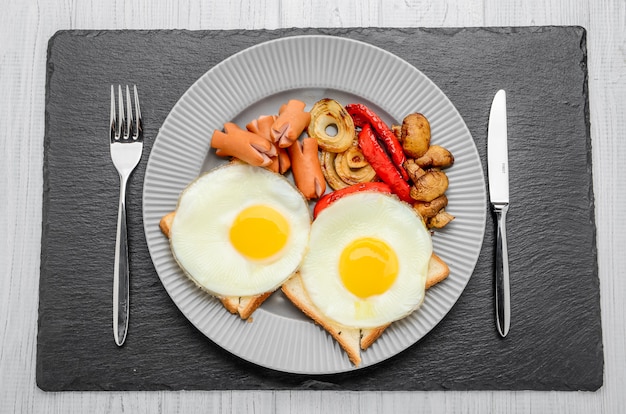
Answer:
[
  {"xmin": 409, "ymin": 170, "xmax": 449, "ymax": 202},
  {"xmin": 358, "ymin": 124, "xmax": 412, "ymax": 203},
  {"xmin": 401, "ymin": 113, "xmax": 431, "ymax": 158},
  {"xmin": 313, "ymin": 182, "xmax": 392, "ymax": 219},
  {"xmin": 308, "ymin": 99, "xmax": 355, "ymax": 153},
  {"xmin": 415, "ymin": 145, "xmax": 454, "ymax": 168},
  {"xmin": 346, "ymin": 103, "xmax": 409, "ymax": 181}
]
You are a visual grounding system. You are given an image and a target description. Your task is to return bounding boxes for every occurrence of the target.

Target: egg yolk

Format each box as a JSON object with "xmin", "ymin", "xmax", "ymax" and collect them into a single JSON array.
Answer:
[
  {"xmin": 339, "ymin": 237, "xmax": 399, "ymax": 298},
  {"xmin": 229, "ymin": 204, "xmax": 290, "ymax": 260}
]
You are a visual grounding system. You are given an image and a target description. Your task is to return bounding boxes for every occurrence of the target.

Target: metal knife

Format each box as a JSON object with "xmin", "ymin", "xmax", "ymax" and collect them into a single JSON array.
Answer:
[{"xmin": 487, "ymin": 89, "xmax": 510, "ymax": 337}]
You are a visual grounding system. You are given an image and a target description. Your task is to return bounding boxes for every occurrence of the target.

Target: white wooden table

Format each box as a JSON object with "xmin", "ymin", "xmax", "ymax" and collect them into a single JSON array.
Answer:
[{"xmin": 1, "ymin": 0, "xmax": 624, "ymax": 412}]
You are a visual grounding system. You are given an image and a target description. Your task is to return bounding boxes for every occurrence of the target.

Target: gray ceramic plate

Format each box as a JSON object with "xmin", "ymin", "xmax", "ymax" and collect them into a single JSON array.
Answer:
[{"xmin": 143, "ymin": 35, "xmax": 486, "ymax": 374}]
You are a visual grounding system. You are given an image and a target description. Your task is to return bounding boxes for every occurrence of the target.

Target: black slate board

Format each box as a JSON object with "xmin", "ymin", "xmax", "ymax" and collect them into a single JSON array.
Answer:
[{"xmin": 38, "ymin": 27, "xmax": 602, "ymax": 391}]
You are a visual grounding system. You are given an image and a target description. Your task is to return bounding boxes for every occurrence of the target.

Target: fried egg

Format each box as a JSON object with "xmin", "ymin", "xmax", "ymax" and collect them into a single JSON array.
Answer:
[
  {"xmin": 299, "ymin": 192, "xmax": 432, "ymax": 328},
  {"xmin": 169, "ymin": 163, "xmax": 311, "ymax": 297}
]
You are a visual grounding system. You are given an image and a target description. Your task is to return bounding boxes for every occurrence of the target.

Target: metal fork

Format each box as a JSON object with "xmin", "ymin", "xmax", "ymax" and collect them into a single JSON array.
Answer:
[{"xmin": 110, "ymin": 85, "xmax": 143, "ymax": 346}]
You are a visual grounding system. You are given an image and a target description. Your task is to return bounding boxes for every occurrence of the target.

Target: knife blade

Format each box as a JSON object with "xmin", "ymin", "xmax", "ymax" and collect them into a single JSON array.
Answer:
[{"xmin": 487, "ymin": 89, "xmax": 510, "ymax": 337}]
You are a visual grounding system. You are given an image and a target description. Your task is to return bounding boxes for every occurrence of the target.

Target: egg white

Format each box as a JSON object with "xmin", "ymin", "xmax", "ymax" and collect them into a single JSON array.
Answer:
[
  {"xmin": 170, "ymin": 163, "xmax": 311, "ymax": 297},
  {"xmin": 299, "ymin": 192, "xmax": 433, "ymax": 328}
]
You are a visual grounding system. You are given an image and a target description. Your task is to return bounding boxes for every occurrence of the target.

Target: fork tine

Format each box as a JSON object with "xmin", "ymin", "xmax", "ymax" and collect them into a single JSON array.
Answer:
[
  {"xmin": 117, "ymin": 85, "xmax": 125, "ymax": 140},
  {"xmin": 133, "ymin": 85, "xmax": 142, "ymax": 140},
  {"xmin": 110, "ymin": 85, "xmax": 116, "ymax": 142},
  {"xmin": 125, "ymin": 85, "xmax": 133, "ymax": 139}
]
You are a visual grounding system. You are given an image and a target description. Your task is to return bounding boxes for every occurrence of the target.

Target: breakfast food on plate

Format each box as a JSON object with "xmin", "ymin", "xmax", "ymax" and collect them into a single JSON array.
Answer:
[
  {"xmin": 164, "ymin": 163, "xmax": 311, "ymax": 316},
  {"xmin": 246, "ymin": 115, "xmax": 291, "ymax": 174},
  {"xmin": 271, "ymin": 100, "xmax": 311, "ymax": 148},
  {"xmin": 332, "ymin": 144, "xmax": 377, "ymax": 184},
  {"xmin": 309, "ymin": 98, "xmax": 378, "ymax": 191},
  {"xmin": 211, "ymin": 122, "xmax": 277, "ymax": 167},
  {"xmin": 346, "ymin": 103, "xmax": 409, "ymax": 181},
  {"xmin": 212, "ymin": 100, "xmax": 318, "ymax": 199},
  {"xmin": 286, "ymin": 137, "xmax": 326, "ymax": 200},
  {"xmin": 159, "ymin": 208, "xmax": 275, "ymax": 319},
  {"xmin": 415, "ymin": 145, "xmax": 454, "ymax": 169},
  {"xmin": 409, "ymin": 170, "xmax": 449, "ymax": 202},
  {"xmin": 400, "ymin": 112, "xmax": 431, "ymax": 158},
  {"xmin": 312, "ymin": 182, "xmax": 393, "ymax": 219},
  {"xmin": 282, "ymin": 251, "xmax": 449, "ymax": 366},
  {"xmin": 357, "ymin": 123, "xmax": 413, "ymax": 203},
  {"xmin": 307, "ymin": 98, "xmax": 355, "ymax": 153},
  {"xmin": 161, "ymin": 97, "xmax": 457, "ymax": 364},
  {"xmin": 159, "ymin": 211, "xmax": 176, "ymax": 238},
  {"xmin": 299, "ymin": 192, "xmax": 432, "ymax": 328},
  {"xmin": 424, "ymin": 253, "xmax": 451, "ymax": 290},
  {"xmin": 394, "ymin": 112, "xmax": 455, "ymax": 229},
  {"xmin": 319, "ymin": 142, "xmax": 377, "ymax": 190}
]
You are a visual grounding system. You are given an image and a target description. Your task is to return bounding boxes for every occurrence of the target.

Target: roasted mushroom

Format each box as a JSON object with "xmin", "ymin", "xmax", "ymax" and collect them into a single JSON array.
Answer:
[
  {"xmin": 415, "ymin": 145, "xmax": 454, "ymax": 169},
  {"xmin": 410, "ymin": 170, "xmax": 449, "ymax": 202},
  {"xmin": 404, "ymin": 158, "xmax": 427, "ymax": 182},
  {"xmin": 391, "ymin": 124, "xmax": 402, "ymax": 142},
  {"xmin": 401, "ymin": 113, "xmax": 431, "ymax": 158},
  {"xmin": 427, "ymin": 209, "xmax": 455, "ymax": 229},
  {"xmin": 413, "ymin": 194, "xmax": 448, "ymax": 219}
]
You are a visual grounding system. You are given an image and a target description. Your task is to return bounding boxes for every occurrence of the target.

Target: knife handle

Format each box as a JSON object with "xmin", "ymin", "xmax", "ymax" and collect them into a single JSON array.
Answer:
[{"xmin": 493, "ymin": 203, "xmax": 510, "ymax": 337}]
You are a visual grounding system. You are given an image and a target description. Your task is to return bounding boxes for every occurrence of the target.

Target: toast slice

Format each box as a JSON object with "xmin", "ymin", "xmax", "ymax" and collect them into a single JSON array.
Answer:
[
  {"xmin": 159, "ymin": 211, "xmax": 271, "ymax": 320},
  {"xmin": 282, "ymin": 252, "xmax": 450, "ymax": 366},
  {"xmin": 425, "ymin": 252, "xmax": 450, "ymax": 289},
  {"xmin": 281, "ymin": 274, "xmax": 362, "ymax": 366}
]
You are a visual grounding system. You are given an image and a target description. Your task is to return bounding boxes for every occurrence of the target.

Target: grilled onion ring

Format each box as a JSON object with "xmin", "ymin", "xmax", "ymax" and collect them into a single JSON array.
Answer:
[
  {"xmin": 308, "ymin": 99, "xmax": 355, "ymax": 153},
  {"xmin": 321, "ymin": 144, "xmax": 377, "ymax": 190},
  {"xmin": 334, "ymin": 146, "xmax": 377, "ymax": 185},
  {"xmin": 321, "ymin": 151, "xmax": 349, "ymax": 190}
]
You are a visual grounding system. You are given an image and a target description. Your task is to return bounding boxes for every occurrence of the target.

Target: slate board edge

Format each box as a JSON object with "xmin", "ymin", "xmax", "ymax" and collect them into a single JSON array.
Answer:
[{"xmin": 37, "ymin": 26, "xmax": 602, "ymax": 392}]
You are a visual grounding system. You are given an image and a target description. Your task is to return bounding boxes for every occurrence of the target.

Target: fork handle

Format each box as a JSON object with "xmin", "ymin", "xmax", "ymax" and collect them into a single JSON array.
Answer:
[{"xmin": 113, "ymin": 175, "xmax": 130, "ymax": 346}]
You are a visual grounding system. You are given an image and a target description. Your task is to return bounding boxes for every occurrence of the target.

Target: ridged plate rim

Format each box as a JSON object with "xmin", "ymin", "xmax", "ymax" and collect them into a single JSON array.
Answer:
[{"xmin": 143, "ymin": 35, "xmax": 487, "ymax": 374}]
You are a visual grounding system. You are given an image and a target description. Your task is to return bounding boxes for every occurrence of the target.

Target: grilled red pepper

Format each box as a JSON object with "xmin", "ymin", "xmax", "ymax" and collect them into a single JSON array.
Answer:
[
  {"xmin": 358, "ymin": 124, "xmax": 413, "ymax": 203},
  {"xmin": 345, "ymin": 103, "xmax": 409, "ymax": 181},
  {"xmin": 313, "ymin": 182, "xmax": 392, "ymax": 219}
]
